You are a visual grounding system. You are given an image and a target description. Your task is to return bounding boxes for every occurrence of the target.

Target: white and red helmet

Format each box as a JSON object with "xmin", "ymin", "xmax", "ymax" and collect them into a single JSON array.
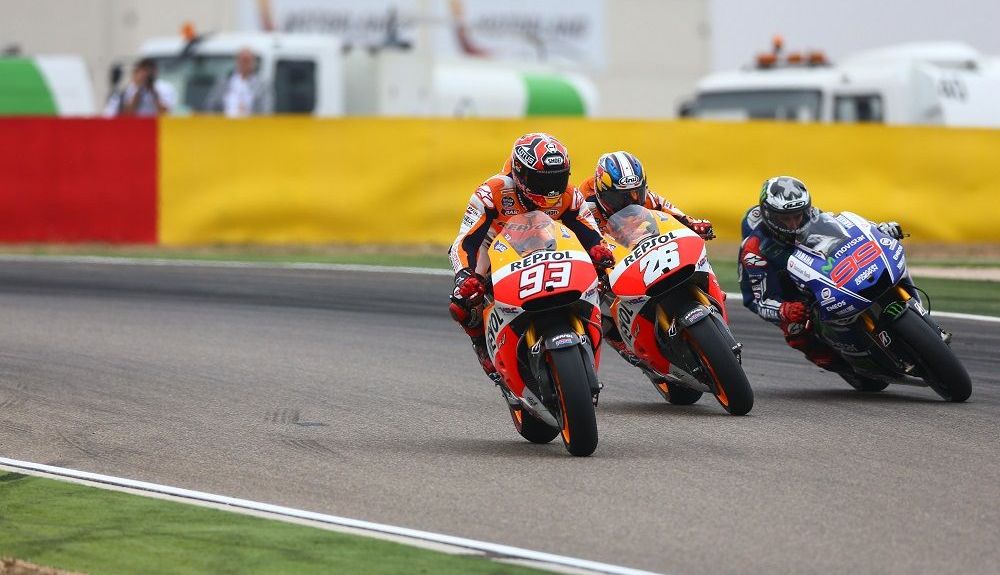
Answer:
[{"xmin": 510, "ymin": 133, "xmax": 570, "ymax": 209}]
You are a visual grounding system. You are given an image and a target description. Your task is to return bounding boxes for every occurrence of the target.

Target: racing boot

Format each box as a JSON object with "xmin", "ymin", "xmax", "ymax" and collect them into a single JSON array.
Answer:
[
  {"xmin": 639, "ymin": 365, "xmax": 703, "ymax": 405},
  {"xmin": 606, "ymin": 335, "xmax": 644, "ymax": 368},
  {"xmin": 471, "ymin": 335, "xmax": 503, "ymax": 385}
]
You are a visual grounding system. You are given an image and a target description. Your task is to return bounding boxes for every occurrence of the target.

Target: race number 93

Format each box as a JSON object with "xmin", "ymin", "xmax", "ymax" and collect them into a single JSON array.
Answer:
[
  {"xmin": 640, "ymin": 242, "xmax": 680, "ymax": 285},
  {"xmin": 519, "ymin": 262, "xmax": 572, "ymax": 298}
]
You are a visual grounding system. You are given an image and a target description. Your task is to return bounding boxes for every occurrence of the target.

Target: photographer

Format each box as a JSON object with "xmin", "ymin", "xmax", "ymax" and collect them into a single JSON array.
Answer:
[{"xmin": 103, "ymin": 57, "xmax": 174, "ymax": 117}]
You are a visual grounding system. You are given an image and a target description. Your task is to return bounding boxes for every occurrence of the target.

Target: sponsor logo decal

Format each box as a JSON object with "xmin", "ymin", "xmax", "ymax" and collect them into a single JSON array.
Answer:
[
  {"xmin": 501, "ymin": 196, "xmax": 515, "ymax": 208},
  {"xmin": 514, "ymin": 145, "xmax": 536, "ymax": 167},
  {"xmin": 833, "ymin": 235, "xmax": 866, "ymax": 259},
  {"xmin": 622, "ymin": 232, "xmax": 679, "ymax": 267},
  {"xmin": 878, "ymin": 331, "xmax": 892, "ymax": 346},
  {"xmin": 551, "ymin": 334, "xmax": 575, "ymax": 347},
  {"xmin": 683, "ymin": 307, "xmax": 707, "ymax": 324},
  {"xmin": 502, "ymin": 208, "xmax": 520, "ymax": 216},
  {"xmin": 509, "ymin": 250, "xmax": 572, "ymax": 271},
  {"xmin": 462, "ymin": 215, "xmax": 477, "ymax": 226},
  {"xmin": 853, "ymin": 263, "xmax": 879, "ymax": 286},
  {"xmin": 794, "ymin": 251, "xmax": 815, "ymax": 266},
  {"xmin": 618, "ymin": 174, "xmax": 641, "ymax": 187},
  {"xmin": 543, "ymin": 155, "xmax": 565, "ymax": 166},
  {"xmin": 743, "ymin": 252, "xmax": 767, "ymax": 268},
  {"xmin": 561, "ymin": 226, "xmax": 571, "ymax": 239},
  {"xmin": 821, "ymin": 257, "xmax": 835, "ymax": 274},
  {"xmin": 883, "ymin": 300, "xmax": 907, "ymax": 319},
  {"xmin": 486, "ymin": 310, "xmax": 505, "ymax": 351},
  {"xmin": 494, "ymin": 242, "xmax": 508, "ymax": 253}
]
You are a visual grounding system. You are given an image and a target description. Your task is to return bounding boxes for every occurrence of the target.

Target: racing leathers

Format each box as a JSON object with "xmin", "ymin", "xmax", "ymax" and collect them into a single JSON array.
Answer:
[
  {"xmin": 580, "ymin": 177, "xmax": 727, "ymax": 385},
  {"xmin": 449, "ymin": 163, "xmax": 607, "ymax": 382}
]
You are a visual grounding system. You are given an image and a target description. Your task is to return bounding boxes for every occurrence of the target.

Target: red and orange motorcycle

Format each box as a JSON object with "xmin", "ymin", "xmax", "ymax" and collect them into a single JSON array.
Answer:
[
  {"xmin": 603, "ymin": 205, "xmax": 754, "ymax": 415},
  {"xmin": 482, "ymin": 211, "xmax": 604, "ymax": 456}
]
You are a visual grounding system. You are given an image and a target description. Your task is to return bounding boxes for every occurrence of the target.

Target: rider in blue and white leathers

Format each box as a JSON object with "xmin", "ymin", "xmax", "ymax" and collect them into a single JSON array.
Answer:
[{"xmin": 738, "ymin": 176, "xmax": 907, "ymax": 372}]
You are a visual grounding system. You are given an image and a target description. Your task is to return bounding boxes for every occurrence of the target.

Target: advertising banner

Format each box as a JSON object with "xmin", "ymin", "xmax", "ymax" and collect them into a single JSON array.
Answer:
[{"xmin": 238, "ymin": 0, "xmax": 606, "ymax": 68}]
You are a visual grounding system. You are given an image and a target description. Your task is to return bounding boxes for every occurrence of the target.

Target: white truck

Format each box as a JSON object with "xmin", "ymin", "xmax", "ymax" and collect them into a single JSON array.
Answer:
[
  {"xmin": 138, "ymin": 31, "xmax": 598, "ymax": 117},
  {"xmin": 684, "ymin": 42, "xmax": 1000, "ymax": 127}
]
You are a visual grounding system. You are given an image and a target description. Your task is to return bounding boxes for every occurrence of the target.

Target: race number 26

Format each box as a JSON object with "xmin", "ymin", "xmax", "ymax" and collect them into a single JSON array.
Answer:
[
  {"xmin": 519, "ymin": 262, "xmax": 571, "ymax": 298},
  {"xmin": 639, "ymin": 242, "xmax": 680, "ymax": 285}
]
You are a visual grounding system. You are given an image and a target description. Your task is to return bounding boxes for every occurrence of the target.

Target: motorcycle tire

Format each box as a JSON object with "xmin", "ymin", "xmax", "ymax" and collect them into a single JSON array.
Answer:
[
  {"xmin": 685, "ymin": 319, "xmax": 754, "ymax": 415},
  {"xmin": 508, "ymin": 404, "xmax": 559, "ymax": 444},
  {"xmin": 548, "ymin": 346, "xmax": 599, "ymax": 457},
  {"xmin": 891, "ymin": 310, "xmax": 972, "ymax": 402}
]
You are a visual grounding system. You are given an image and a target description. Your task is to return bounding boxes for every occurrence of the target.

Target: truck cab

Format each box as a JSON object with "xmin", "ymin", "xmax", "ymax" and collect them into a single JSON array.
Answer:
[
  {"xmin": 139, "ymin": 31, "xmax": 598, "ymax": 118},
  {"xmin": 685, "ymin": 42, "xmax": 1000, "ymax": 127},
  {"xmin": 141, "ymin": 32, "xmax": 343, "ymax": 116}
]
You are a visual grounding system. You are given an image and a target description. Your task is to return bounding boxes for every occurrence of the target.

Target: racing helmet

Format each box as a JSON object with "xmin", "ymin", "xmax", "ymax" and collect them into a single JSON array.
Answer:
[
  {"xmin": 510, "ymin": 133, "xmax": 571, "ymax": 210},
  {"xmin": 594, "ymin": 151, "xmax": 647, "ymax": 215},
  {"xmin": 759, "ymin": 176, "xmax": 813, "ymax": 243}
]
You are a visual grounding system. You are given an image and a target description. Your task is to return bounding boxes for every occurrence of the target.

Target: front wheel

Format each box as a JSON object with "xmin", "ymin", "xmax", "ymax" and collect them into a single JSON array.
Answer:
[
  {"xmin": 684, "ymin": 320, "xmax": 754, "ymax": 415},
  {"xmin": 548, "ymin": 346, "xmax": 599, "ymax": 456},
  {"xmin": 891, "ymin": 311, "xmax": 972, "ymax": 402}
]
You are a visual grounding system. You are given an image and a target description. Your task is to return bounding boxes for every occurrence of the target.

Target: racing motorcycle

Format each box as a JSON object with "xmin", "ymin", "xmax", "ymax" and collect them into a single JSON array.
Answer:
[
  {"xmin": 786, "ymin": 211, "xmax": 971, "ymax": 401},
  {"xmin": 482, "ymin": 211, "xmax": 604, "ymax": 456},
  {"xmin": 602, "ymin": 205, "xmax": 754, "ymax": 415}
]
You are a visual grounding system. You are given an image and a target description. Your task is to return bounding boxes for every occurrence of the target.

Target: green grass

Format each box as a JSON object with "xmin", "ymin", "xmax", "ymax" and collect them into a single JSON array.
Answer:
[
  {"xmin": 0, "ymin": 472, "xmax": 547, "ymax": 575},
  {"xmin": 707, "ymin": 259, "xmax": 1000, "ymax": 317}
]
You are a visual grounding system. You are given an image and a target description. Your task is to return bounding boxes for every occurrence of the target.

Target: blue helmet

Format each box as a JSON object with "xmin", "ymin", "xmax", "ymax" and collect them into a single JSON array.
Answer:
[{"xmin": 594, "ymin": 151, "xmax": 647, "ymax": 215}]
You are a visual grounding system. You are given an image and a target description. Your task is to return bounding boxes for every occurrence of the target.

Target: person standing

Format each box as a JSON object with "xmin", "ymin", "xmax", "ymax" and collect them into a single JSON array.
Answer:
[
  {"xmin": 213, "ymin": 48, "xmax": 272, "ymax": 118},
  {"xmin": 103, "ymin": 58, "xmax": 174, "ymax": 117}
]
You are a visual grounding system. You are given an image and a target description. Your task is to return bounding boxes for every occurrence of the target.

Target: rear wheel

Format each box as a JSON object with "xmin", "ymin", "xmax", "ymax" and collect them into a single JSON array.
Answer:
[
  {"xmin": 508, "ymin": 404, "xmax": 559, "ymax": 444},
  {"xmin": 685, "ymin": 320, "xmax": 754, "ymax": 415},
  {"xmin": 549, "ymin": 346, "xmax": 599, "ymax": 457},
  {"xmin": 891, "ymin": 311, "xmax": 972, "ymax": 402}
]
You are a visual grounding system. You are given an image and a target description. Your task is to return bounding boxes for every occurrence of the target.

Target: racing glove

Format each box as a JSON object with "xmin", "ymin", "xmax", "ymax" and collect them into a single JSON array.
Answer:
[
  {"xmin": 687, "ymin": 218, "xmax": 716, "ymax": 240},
  {"xmin": 589, "ymin": 244, "xmax": 616, "ymax": 273},
  {"xmin": 779, "ymin": 301, "xmax": 809, "ymax": 324},
  {"xmin": 877, "ymin": 221, "xmax": 905, "ymax": 239},
  {"xmin": 451, "ymin": 268, "xmax": 486, "ymax": 309}
]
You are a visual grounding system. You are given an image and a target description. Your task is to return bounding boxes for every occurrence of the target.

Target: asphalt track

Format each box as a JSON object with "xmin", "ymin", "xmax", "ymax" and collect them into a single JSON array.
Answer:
[{"xmin": 0, "ymin": 261, "xmax": 997, "ymax": 575}]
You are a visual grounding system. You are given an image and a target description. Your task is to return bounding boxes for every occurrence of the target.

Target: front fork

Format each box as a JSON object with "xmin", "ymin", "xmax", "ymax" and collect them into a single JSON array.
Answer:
[
  {"xmin": 525, "ymin": 314, "xmax": 602, "ymax": 407},
  {"xmin": 847, "ymin": 286, "xmax": 952, "ymax": 375},
  {"xmin": 655, "ymin": 285, "xmax": 743, "ymax": 383}
]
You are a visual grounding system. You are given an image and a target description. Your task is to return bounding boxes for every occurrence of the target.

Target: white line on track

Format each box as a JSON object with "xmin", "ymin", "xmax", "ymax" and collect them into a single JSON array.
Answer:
[
  {"xmin": 0, "ymin": 457, "xmax": 662, "ymax": 575},
  {"xmin": 1, "ymin": 254, "xmax": 997, "ymax": 323}
]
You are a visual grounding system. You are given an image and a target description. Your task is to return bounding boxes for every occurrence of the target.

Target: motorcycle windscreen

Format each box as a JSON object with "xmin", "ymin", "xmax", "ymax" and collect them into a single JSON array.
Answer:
[
  {"xmin": 501, "ymin": 211, "xmax": 559, "ymax": 257},
  {"xmin": 605, "ymin": 205, "xmax": 661, "ymax": 249}
]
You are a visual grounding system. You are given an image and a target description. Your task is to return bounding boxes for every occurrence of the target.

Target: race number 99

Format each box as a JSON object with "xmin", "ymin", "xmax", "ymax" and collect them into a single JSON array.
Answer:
[
  {"xmin": 519, "ymin": 262, "xmax": 572, "ymax": 298},
  {"xmin": 640, "ymin": 242, "xmax": 680, "ymax": 285}
]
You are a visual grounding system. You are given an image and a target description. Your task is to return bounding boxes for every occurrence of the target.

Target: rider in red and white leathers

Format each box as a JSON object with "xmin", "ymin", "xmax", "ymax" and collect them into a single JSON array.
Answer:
[
  {"xmin": 448, "ymin": 133, "xmax": 615, "ymax": 384},
  {"xmin": 580, "ymin": 151, "xmax": 724, "ymax": 394}
]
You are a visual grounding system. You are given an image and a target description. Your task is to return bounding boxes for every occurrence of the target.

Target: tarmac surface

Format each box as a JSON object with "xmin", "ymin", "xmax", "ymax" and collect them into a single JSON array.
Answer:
[{"xmin": 0, "ymin": 261, "xmax": 997, "ymax": 575}]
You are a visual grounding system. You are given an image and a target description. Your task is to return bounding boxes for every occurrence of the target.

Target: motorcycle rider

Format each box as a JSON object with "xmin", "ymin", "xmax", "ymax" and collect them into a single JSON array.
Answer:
[
  {"xmin": 448, "ymin": 133, "xmax": 615, "ymax": 384},
  {"xmin": 739, "ymin": 175, "xmax": 906, "ymax": 371},
  {"xmin": 580, "ymin": 151, "xmax": 725, "ymax": 392}
]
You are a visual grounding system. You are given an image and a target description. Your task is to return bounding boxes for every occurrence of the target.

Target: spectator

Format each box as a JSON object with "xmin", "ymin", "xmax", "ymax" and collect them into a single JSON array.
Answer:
[
  {"xmin": 103, "ymin": 58, "xmax": 175, "ymax": 117},
  {"xmin": 207, "ymin": 48, "xmax": 272, "ymax": 117}
]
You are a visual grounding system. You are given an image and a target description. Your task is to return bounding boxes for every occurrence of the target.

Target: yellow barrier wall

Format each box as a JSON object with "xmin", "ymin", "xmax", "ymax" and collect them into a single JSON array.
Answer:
[{"xmin": 159, "ymin": 118, "xmax": 1000, "ymax": 245}]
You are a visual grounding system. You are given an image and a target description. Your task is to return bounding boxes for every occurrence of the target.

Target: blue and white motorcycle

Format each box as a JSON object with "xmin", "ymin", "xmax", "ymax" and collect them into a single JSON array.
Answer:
[{"xmin": 785, "ymin": 211, "xmax": 971, "ymax": 401}]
